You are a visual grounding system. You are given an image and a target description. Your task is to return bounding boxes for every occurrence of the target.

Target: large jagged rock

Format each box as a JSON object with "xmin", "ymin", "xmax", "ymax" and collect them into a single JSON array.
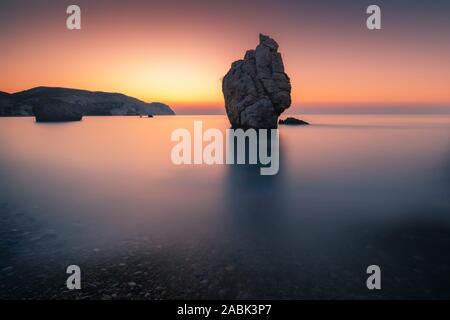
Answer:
[
  {"xmin": 222, "ymin": 34, "xmax": 291, "ymax": 129},
  {"xmin": 33, "ymin": 98, "xmax": 82, "ymax": 122}
]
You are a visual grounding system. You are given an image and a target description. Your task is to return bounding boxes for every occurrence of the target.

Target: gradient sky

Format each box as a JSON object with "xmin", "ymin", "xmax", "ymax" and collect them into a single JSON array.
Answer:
[{"xmin": 1, "ymin": 0, "xmax": 450, "ymax": 113}]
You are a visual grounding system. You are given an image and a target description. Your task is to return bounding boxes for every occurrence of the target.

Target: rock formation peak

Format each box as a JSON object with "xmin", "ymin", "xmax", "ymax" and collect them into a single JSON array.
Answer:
[
  {"xmin": 222, "ymin": 34, "xmax": 291, "ymax": 128},
  {"xmin": 259, "ymin": 33, "xmax": 279, "ymax": 50}
]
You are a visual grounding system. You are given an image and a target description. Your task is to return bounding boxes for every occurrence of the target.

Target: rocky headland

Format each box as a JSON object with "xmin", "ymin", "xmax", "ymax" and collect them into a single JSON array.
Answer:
[{"xmin": 0, "ymin": 87, "xmax": 174, "ymax": 119}]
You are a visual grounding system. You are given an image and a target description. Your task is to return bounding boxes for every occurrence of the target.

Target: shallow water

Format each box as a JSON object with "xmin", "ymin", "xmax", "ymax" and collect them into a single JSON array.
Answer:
[{"xmin": 0, "ymin": 114, "xmax": 449, "ymax": 299}]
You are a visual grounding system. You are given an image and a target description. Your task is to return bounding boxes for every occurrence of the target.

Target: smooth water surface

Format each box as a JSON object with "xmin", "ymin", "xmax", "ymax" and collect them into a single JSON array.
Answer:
[{"xmin": 0, "ymin": 115, "xmax": 449, "ymax": 299}]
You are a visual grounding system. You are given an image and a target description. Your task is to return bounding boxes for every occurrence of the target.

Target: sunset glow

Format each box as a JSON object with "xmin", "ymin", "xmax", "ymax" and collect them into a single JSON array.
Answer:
[{"xmin": 1, "ymin": 0, "xmax": 450, "ymax": 112}]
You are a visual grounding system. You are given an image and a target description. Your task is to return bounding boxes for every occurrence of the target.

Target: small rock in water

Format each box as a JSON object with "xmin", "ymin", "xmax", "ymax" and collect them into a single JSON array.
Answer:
[
  {"xmin": 278, "ymin": 117, "xmax": 309, "ymax": 125},
  {"xmin": 33, "ymin": 98, "xmax": 82, "ymax": 122}
]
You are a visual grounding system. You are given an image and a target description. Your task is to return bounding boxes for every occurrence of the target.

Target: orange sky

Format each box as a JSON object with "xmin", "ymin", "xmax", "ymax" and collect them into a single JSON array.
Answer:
[{"xmin": 1, "ymin": 0, "xmax": 450, "ymax": 112}]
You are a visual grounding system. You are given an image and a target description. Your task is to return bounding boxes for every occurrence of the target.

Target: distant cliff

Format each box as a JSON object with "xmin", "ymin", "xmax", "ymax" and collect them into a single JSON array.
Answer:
[{"xmin": 0, "ymin": 87, "xmax": 175, "ymax": 116}]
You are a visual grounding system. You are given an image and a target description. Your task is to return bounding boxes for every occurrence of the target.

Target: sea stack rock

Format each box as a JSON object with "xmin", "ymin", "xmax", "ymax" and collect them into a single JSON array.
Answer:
[
  {"xmin": 222, "ymin": 34, "xmax": 291, "ymax": 129},
  {"xmin": 33, "ymin": 98, "xmax": 82, "ymax": 122}
]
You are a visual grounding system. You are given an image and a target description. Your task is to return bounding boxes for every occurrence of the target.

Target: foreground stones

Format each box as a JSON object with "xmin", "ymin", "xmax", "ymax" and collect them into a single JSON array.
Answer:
[
  {"xmin": 222, "ymin": 34, "xmax": 292, "ymax": 129},
  {"xmin": 33, "ymin": 98, "xmax": 82, "ymax": 122}
]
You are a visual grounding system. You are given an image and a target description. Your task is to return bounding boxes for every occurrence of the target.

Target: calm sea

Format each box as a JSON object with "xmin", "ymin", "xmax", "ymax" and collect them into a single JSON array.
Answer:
[{"xmin": 0, "ymin": 114, "xmax": 449, "ymax": 299}]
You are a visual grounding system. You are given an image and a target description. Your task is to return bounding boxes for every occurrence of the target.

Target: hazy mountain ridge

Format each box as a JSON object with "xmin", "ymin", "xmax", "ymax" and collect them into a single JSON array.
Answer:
[{"xmin": 0, "ymin": 87, "xmax": 175, "ymax": 116}]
